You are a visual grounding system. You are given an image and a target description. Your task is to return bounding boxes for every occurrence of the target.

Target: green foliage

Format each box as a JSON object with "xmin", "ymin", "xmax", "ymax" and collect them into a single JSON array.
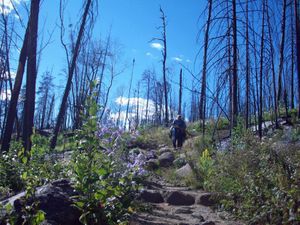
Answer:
[
  {"xmin": 201, "ymin": 131, "xmax": 300, "ymax": 224},
  {"xmin": 198, "ymin": 149, "xmax": 214, "ymax": 190},
  {"xmin": 69, "ymin": 85, "xmax": 140, "ymax": 225},
  {"xmin": 135, "ymin": 126, "xmax": 171, "ymax": 148}
]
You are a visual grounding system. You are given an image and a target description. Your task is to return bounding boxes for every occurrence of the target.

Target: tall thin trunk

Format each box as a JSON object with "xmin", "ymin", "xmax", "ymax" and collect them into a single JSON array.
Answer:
[
  {"xmin": 294, "ymin": 0, "xmax": 300, "ymax": 118},
  {"xmin": 50, "ymin": 0, "xmax": 92, "ymax": 150},
  {"xmin": 160, "ymin": 8, "xmax": 169, "ymax": 127},
  {"xmin": 259, "ymin": 0, "xmax": 266, "ymax": 139},
  {"xmin": 136, "ymin": 82, "xmax": 140, "ymax": 128},
  {"xmin": 0, "ymin": 23, "xmax": 30, "ymax": 152},
  {"xmin": 277, "ymin": 0, "xmax": 287, "ymax": 103},
  {"xmin": 291, "ymin": 2, "xmax": 295, "ymax": 109},
  {"xmin": 22, "ymin": 0, "xmax": 40, "ymax": 152},
  {"xmin": 266, "ymin": 0, "xmax": 279, "ymax": 128},
  {"xmin": 232, "ymin": 0, "xmax": 238, "ymax": 128},
  {"xmin": 199, "ymin": 0, "xmax": 212, "ymax": 135},
  {"xmin": 124, "ymin": 59, "xmax": 135, "ymax": 130},
  {"xmin": 178, "ymin": 68, "xmax": 183, "ymax": 115},
  {"xmin": 245, "ymin": 0, "xmax": 250, "ymax": 128}
]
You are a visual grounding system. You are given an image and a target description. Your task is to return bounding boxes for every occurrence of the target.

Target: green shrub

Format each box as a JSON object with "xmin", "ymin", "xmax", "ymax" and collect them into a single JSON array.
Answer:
[{"xmin": 202, "ymin": 132, "xmax": 300, "ymax": 224}]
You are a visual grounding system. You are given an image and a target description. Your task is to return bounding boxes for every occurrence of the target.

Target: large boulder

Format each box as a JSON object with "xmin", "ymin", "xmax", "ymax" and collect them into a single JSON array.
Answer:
[
  {"xmin": 166, "ymin": 191, "xmax": 195, "ymax": 206},
  {"xmin": 158, "ymin": 152, "xmax": 175, "ymax": 167},
  {"xmin": 1, "ymin": 179, "xmax": 81, "ymax": 225},
  {"xmin": 140, "ymin": 190, "xmax": 164, "ymax": 203},
  {"xmin": 175, "ymin": 164, "xmax": 193, "ymax": 178}
]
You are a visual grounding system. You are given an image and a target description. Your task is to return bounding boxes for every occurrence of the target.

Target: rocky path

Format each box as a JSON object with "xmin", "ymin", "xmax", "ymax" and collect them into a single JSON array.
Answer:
[
  {"xmin": 130, "ymin": 178, "xmax": 243, "ymax": 225},
  {"xmin": 129, "ymin": 145, "xmax": 244, "ymax": 225}
]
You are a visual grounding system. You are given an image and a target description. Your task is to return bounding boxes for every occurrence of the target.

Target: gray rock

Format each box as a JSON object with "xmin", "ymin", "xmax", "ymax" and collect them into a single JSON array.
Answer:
[
  {"xmin": 146, "ymin": 150, "xmax": 157, "ymax": 159},
  {"xmin": 140, "ymin": 190, "xmax": 164, "ymax": 203},
  {"xmin": 158, "ymin": 152, "xmax": 175, "ymax": 167},
  {"xmin": 192, "ymin": 212, "xmax": 205, "ymax": 221},
  {"xmin": 174, "ymin": 207, "xmax": 193, "ymax": 214},
  {"xmin": 201, "ymin": 221, "xmax": 216, "ymax": 225},
  {"xmin": 1, "ymin": 179, "xmax": 82, "ymax": 225},
  {"xmin": 158, "ymin": 147, "xmax": 172, "ymax": 155},
  {"xmin": 197, "ymin": 193, "xmax": 216, "ymax": 206},
  {"xmin": 166, "ymin": 191, "xmax": 195, "ymax": 206},
  {"xmin": 175, "ymin": 164, "xmax": 193, "ymax": 178},
  {"xmin": 145, "ymin": 159, "xmax": 159, "ymax": 170},
  {"xmin": 173, "ymin": 157, "xmax": 187, "ymax": 168}
]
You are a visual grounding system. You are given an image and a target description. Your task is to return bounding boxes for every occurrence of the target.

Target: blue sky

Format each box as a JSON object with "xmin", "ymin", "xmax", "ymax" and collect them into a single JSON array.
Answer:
[
  {"xmin": 37, "ymin": 0, "xmax": 203, "ymax": 94},
  {"xmin": 4, "ymin": 0, "xmax": 205, "ymax": 116}
]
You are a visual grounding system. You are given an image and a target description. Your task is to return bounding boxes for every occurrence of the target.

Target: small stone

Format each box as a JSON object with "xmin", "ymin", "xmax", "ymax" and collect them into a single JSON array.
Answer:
[
  {"xmin": 145, "ymin": 159, "xmax": 159, "ymax": 170},
  {"xmin": 201, "ymin": 221, "xmax": 216, "ymax": 225},
  {"xmin": 173, "ymin": 157, "xmax": 187, "ymax": 168},
  {"xmin": 166, "ymin": 191, "xmax": 195, "ymax": 206},
  {"xmin": 175, "ymin": 164, "xmax": 193, "ymax": 178},
  {"xmin": 158, "ymin": 152, "xmax": 175, "ymax": 167},
  {"xmin": 158, "ymin": 147, "xmax": 172, "ymax": 155},
  {"xmin": 174, "ymin": 207, "xmax": 193, "ymax": 214},
  {"xmin": 192, "ymin": 212, "xmax": 205, "ymax": 221}
]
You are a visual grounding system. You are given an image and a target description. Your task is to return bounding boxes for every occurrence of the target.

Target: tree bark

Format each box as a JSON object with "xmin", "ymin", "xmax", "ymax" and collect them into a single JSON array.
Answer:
[
  {"xmin": 178, "ymin": 68, "xmax": 183, "ymax": 115},
  {"xmin": 266, "ymin": 0, "xmax": 279, "ymax": 128},
  {"xmin": 245, "ymin": 0, "xmax": 250, "ymax": 128},
  {"xmin": 277, "ymin": 0, "xmax": 287, "ymax": 103},
  {"xmin": 160, "ymin": 7, "xmax": 169, "ymax": 127},
  {"xmin": 295, "ymin": 0, "xmax": 300, "ymax": 118},
  {"xmin": 259, "ymin": 0, "xmax": 266, "ymax": 139},
  {"xmin": 232, "ymin": 0, "xmax": 238, "ymax": 128},
  {"xmin": 50, "ymin": 0, "xmax": 92, "ymax": 150},
  {"xmin": 0, "ymin": 22, "xmax": 30, "ymax": 152},
  {"xmin": 199, "ymin": 0, "xmax": 212, "ymax": 135}
]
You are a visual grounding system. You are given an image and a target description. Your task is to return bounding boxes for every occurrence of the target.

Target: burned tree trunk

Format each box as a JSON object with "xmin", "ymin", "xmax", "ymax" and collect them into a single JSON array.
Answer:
[
  {"xmin": 50, "ymin": 0, "xmax": 92, "ymax": 150},
  {"xmin": 199, "ymin": 0, "xmax": 212, "ymax": 135}
]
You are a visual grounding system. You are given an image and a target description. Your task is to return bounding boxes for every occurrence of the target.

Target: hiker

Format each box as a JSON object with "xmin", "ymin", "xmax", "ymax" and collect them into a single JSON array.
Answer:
[{"xmin": 170, "ymin": 115, "xmax": 186, "ymax": 149}]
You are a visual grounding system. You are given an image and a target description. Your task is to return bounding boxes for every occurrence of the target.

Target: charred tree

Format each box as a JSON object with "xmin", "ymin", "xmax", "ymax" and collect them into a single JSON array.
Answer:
[
  {"xmin": 199, "ymin": 0, "xmax": 212, "ymax": 135},
  {"xmin": 50, "ymin": 0, "xmax": 92, "ymax": 150}
]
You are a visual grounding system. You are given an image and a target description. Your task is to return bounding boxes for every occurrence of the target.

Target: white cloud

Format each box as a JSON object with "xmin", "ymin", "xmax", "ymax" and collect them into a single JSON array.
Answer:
[
  {"xmin": 171, "ymin": 57, "xmax": 183, "ymax": 62},
  {"xmin": 146, "ymin": 52, "xmax": 153, "ymax": 57},
  {"xmin": 0, "ymin": 0, "xmax": 23, "ymax": 15},
  {"xmin": 186, "ymin": 59, "xmax": 191, "ymax": 63},
  {"xmin": 150, "ymin": 43, "xmax": 163, "ymax": 50}
]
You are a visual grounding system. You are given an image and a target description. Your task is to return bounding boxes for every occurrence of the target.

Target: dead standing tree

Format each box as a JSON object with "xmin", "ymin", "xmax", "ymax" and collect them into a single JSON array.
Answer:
[
  {"xmin": 199, "ymin": 0, "xmax": 212, "ymax": 135},
  {"xmin": 295, "ymin": 0, "xmax": 300, "ymax": 118},
  {"xmin": 152, "ymin": 7, "xmax": 169, "ymax": 127},
  {"xmin": 1, "ymin": 0, "xmax": 40, "ymax": 152},
  {"xmin": 50, "ymin": 0, "xmax": 93, "ymax": 150}
]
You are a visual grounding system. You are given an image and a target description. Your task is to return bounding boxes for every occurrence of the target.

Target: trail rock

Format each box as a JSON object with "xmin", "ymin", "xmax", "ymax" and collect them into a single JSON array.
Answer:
[
  {"xmin": 158, "ymin": 147, "xmax": 173, "ymax": 155},
  {"xmin": 146, "ymin": 150, "xmax": 157, "ymax": 159},
  {"xmin": 173, "ymin": 157, "xmax": 187, "ymax": 168},
  {"xmin": 174, "ymin": 207, "xmax": 193, "ymax": 214},
  {"xmin": 145, "ymin": 159, "xmax": 159, "ymax": 170},
  {"xmin": 197, "ymin": 193, "xmax": 216, "ymax": 206},
  {"xmin": 158, "ymin": 152, "xmax": 175, "ymax": 167},
  {"xmin": 192, "ymin": 212, "xmax": 205, "ymax": 221},
  {"xmin": 201, "ymin": 221, "xmax": 216, "ymax": 225},
  {"xmin": 175, "ymin": 163, "xmax": 193, "ymax": 178},
  {"xmin": 166, "ymin": 191, "xmax": 195, "ymax": 206},
  {"xmin": 140, "ymin": 190, "xmax": 164, "ymax": 203},
  {"xmin": 1, "ymin": 179, "xmax": 81, "ymax": 225}
]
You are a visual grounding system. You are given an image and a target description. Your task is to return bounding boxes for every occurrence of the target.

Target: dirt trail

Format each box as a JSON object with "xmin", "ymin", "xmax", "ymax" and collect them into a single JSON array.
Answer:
[{"xmin": 130, "ymin": 171, "xmax": 244, "ymax": 225}]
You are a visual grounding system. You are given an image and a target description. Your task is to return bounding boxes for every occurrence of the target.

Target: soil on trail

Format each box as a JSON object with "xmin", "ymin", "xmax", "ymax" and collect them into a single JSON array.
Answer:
[
  {"xmin": 129, "ymin": 144, "xmax": 244, "ymax": 225},
  {"xmin": 130, "ymin": 176, "xmax": 243, "ymax": 225}
]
